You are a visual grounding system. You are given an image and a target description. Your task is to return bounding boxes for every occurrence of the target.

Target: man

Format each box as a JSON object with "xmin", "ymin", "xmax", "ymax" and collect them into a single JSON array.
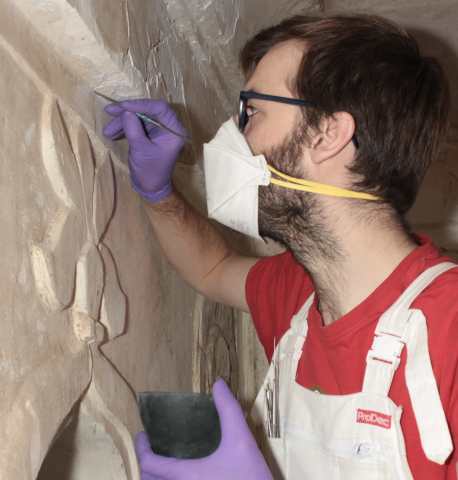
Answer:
[{"xmin": 103, "ymin": 14, "xmax": 458, "ymax": 480}]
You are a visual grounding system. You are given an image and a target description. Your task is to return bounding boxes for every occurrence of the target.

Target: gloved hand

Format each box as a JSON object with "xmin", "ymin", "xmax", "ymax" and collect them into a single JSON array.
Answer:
[
  {"xmin": 135, "ymin": 380, "xmax": 273, "ymax": 480},
  {"xmin": 102, "ymin": 99, "xmax": 187, "ymax": 203}
]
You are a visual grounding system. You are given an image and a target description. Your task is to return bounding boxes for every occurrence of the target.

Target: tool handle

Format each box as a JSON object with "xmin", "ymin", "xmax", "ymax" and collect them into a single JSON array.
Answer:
[
  {"xmin": 137, "ymin": 113, "xmax": 192, "ymax": 144},
  {"xmin": 95, "ymin": 91, "xmax": 192, "ymax": 144}
]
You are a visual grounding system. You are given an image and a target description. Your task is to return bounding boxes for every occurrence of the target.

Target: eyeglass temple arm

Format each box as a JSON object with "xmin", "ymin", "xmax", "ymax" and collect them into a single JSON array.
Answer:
[{"xmin": 240, "ymin": 91, "xmax": 359, "ymax": 149}]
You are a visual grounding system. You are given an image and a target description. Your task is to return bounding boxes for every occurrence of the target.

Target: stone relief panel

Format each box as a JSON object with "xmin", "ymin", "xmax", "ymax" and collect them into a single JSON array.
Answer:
[
  {"xmin": 0, "ymin": 29, "xmax": 95, "ymax": 479},
  {"xmin": 99, "ymin": 243, "xmax": 127, "ymax": 340},
  {"xmin": 3, "ymin": 0, "xmax": 458, "ymax": 478},
  {"xmin": 192, "ymin": 294, "xmax": 238, "ymax": 395},
  {"xmin": 30, "ymin": 96, "xmax": 85, "ymax": 314},
  {"xmin": 2, "ymin": 0, "xmax": 284, "ymax": 477},
  {"xmin": 66, "ymin": 0, "xmax": 130, "ymax": 70},
  {"xmin": 37, "ymin": 397, "xmax": 128, "ymax": 480},
  {"xmin": 31, "ymin": 94, "xmax": 117, "ymax": 343},
  {"xmin": 0, "ymin": 25, "xmax": 139, "ymax": 475},
  {"xmin": 30, "ymin": 91, "xmax": 140, "ymax": 479}
]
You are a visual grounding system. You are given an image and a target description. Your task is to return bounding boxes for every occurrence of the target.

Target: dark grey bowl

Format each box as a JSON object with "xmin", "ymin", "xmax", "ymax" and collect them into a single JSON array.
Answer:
[{"xmin": 137, "ymin": 392, "xmax": 222, "ymax": 459}]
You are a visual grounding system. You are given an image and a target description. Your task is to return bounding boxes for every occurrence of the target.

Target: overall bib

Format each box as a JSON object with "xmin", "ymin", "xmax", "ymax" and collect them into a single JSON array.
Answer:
[{"xmin": 252, "ymin": 263, "xmax": 456, "ymax": 480}]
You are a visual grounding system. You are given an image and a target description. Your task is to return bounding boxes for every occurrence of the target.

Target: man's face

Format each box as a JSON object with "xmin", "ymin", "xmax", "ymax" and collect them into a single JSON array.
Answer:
[
  {"xmin": 243, "ymin": 40, "xmax": 307, "ymax": 157},
  {"xmin": 243, "ymin": 41, "xmax": 339, "ymax": 262}
]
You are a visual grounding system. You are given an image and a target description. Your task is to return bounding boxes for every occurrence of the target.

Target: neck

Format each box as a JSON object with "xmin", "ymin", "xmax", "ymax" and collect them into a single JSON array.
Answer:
[{"xmin": 287, "ymin": 203, "xmax": 417, "ymax": 326}]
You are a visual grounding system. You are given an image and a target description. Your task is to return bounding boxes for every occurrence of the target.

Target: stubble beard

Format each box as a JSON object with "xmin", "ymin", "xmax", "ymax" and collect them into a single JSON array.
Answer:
[{"xmin": 257, "ymin": 126, "xmax": 345, "ymax": 282}]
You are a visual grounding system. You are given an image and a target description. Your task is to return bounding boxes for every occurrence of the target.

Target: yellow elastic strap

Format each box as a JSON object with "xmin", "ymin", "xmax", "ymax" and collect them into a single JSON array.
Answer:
[{"xmin": 268, "ymin": 165, "xmax": 382, "ymax": 201}]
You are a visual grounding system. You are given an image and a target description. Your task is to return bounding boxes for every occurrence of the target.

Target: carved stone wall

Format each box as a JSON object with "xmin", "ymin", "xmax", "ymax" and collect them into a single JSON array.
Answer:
[
  {"xmin": 192, "ymin": 295, "xmax": 238, "ymax": 395},
  {"xmin": 1, "ymin": 1, "xmax": 458, "ymax": 479},
  {"xmin": 0, "ymin": 0, "xmax": 283, "ymax": 478}
]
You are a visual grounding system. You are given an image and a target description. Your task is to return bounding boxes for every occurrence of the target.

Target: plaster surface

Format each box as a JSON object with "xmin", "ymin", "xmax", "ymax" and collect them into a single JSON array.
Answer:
[
  {"xmin": 1, "ymin": 1, "xmax": 458, "ymax": 479},
  {"xmin": 0, "ymin": 32, "xmax": 93, "ymax": 479},
  {"xmin": 37, "ymin": 401, "xmax": 128, "ymax": 480}
]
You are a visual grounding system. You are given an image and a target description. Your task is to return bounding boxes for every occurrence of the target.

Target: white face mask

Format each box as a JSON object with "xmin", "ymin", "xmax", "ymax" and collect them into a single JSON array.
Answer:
[
  {"xmin": 203, "ymin": 118, "xmax": 270, "ymax": 240},
  {"xmin": 203, "ymin": 118, "xmax": 381, "ymax": 241}
]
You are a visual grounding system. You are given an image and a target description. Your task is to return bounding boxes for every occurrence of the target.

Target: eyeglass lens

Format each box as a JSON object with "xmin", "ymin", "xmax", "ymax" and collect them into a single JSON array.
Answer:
[{"xmin": 238, "ymin": 97, "xmax": 249, "ymax": 133}]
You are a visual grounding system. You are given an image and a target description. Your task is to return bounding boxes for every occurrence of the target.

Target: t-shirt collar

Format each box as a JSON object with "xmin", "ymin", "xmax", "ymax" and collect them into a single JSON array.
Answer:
[{"xmin": 308, "ymin": 234, "xmax": 441, "ymax": 341}]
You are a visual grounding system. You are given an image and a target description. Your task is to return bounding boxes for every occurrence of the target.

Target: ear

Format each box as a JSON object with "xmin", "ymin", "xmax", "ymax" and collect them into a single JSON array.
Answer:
[{"xmin": 309, "ymin": 112, "xmax": 356, "ymax": 165}]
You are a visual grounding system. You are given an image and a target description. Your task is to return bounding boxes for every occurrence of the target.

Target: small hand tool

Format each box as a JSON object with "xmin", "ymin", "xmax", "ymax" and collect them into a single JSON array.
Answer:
[
  {"xmin": 265, "ymin": 338, "xmax": 280, "ymax": 438},
  {"xmin": 94, "ymin": 91, "xmax": 192, "ymax": 144},
  {"xmin": 265, "ymin": 383, "xmax": 273, "ymax": 438},
  {"xmin": 271, "ymin": 376, "xmax": 278, "ymax": 438}
]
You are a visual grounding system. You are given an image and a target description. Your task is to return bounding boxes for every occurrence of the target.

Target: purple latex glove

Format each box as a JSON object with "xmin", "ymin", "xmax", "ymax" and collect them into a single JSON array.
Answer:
[
  {"xmin": 135, "ymin": 380, "xmax": 273, "ymax": 480},
  {"xmin": 103, "ymin": 99, "xmax": 187, "ymax": 203}
]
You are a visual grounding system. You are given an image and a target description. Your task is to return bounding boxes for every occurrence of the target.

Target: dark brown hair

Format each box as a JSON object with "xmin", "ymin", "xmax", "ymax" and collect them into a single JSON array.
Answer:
[{"xmin": 240, "ymin": 15, "xmax": 450, "ymax": 214}]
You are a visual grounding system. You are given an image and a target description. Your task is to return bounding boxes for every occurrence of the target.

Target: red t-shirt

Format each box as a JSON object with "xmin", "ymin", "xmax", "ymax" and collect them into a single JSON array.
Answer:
[{"xmin": 246, "ymin": 234, "xmax": 458, "ymax": 480}]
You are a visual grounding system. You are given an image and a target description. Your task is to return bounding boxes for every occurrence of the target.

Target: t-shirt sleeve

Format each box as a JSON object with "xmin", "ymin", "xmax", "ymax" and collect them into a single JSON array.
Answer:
[
  {"xmin": 245, "ymin": 249, "xmax": 315, "ymax": 362},
  {"xmin": 422, "ymin": 269, "xmax": 458, "ymax": 479},
  {"xmin": 445, "ymin": 367, "xmax": 458, "ymax": 478},
  {"xmin": 441, "ymin": 311, "xmax": 458, "ymax": 479}
]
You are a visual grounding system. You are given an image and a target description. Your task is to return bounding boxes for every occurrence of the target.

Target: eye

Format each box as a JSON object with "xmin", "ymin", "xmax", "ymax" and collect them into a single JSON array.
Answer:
[{"xmin": 246, "ymin": 104, "xmax": 260, "ymax": 117}]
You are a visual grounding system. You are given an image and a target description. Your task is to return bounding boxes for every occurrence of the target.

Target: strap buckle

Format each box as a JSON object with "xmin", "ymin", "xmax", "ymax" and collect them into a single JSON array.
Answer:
[
  {"xmin": 366, "ymin": 327, "xmax": 410, "ymax": 372},
  {"xmin": 281, "ymin": 331, "xmax": 307, "ymax": 361}
]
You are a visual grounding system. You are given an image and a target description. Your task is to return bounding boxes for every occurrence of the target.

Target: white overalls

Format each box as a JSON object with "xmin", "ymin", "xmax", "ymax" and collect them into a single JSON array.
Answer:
[{"xmin": 252, "ymin": 263, "xmax": 456, "ymax": 480}]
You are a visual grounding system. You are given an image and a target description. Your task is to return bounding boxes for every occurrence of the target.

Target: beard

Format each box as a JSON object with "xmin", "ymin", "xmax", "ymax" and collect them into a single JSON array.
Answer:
[{"xmin": 257, "ymin": 126, "xmax": 343, "ymax": 272}]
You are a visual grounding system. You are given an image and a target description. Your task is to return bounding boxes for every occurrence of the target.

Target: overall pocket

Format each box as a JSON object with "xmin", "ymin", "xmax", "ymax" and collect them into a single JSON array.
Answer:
[
  {"xmin": 285, "ymin": 439, "xmax": 336, "ymax": 480},
  {"xmin": 334, "ymin": 454, "xmax": 387, "ymax": 480},
  {"xmin": 266, "ymin": 436, "xmax": 287, "ymax": 480},
  {"xmin": 284, "ymin": 438, "xmax": 388, "ymax": 480}
]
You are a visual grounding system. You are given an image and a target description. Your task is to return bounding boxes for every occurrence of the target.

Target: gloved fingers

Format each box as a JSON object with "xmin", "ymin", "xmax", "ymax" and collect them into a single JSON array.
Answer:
[
  {"xmin": 121, "ymin": 99, "xmax": 188, "ymax": 140},
  {"xmin": 102, "ymin": 117, "xmax": 125, "ymax": 140},
  {"xmin": 141, "ymin": 472, "xmax": 162, "ymax": 480},
  {"xmin": 135, "ymin": 431, "xmax": 152, "ymax": 453},
  {"xmin": 104, "ymin": 99, "xmax": 170, "ymax": 123},
  {"xmin": 212, "ymin": 380, "xmax": 250, "ymax": 440},
  {"xmin": 122, "ymin": 111, "xmax": 179, "ymax": 146},
  {"xmin": 120, "ymin": 99, "xmax": 171, "ymax": 119},
  {"xmin": 135, "ymin": 432, "xmax": 179, "ymax": 479},
  {"xmin": 212, "ymin": 379, "xmax": 243, "ymax": 415},
  {"xmin": 104, "ymin": 103, "xmax": 125, "ymax": 117},
  {"xmin": 122, "ymin": 111, "xmax": 150, "ymax": 144},
  {"xmin": 142, "ymin": 120, "xmax": 165, "ymax": 139}
]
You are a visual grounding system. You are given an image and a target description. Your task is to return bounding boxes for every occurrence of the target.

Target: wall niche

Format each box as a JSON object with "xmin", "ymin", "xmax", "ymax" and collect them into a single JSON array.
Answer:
[{"xmin": 37, "ymin": 399, "xmax": 127, "ymax": 480}]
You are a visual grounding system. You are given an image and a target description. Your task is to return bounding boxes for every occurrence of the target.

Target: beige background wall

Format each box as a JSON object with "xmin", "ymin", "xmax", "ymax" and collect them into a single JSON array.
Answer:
[{"xmin": 0, "ymin": 1, "xmax": 457, "ymax": 479}]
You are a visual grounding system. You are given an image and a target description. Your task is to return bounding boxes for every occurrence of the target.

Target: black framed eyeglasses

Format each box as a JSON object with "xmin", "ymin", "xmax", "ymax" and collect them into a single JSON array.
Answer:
[{"xmin": 238, "ymin": 91, "xmax": 359, "ymax": 149}]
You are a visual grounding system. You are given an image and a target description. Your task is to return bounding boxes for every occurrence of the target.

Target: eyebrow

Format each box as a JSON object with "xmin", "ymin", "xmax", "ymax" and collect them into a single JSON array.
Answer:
[{"xmin": 246, "ymin": 87, "xmax": 262, "ymax": 94}]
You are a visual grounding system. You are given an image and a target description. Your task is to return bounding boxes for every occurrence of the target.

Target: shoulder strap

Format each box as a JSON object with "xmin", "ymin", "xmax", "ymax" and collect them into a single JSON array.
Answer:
[
  {"xmin": 405, "ymin": 310, "xmax": 453, "ymax": 464},
  {"xmin": 363, "ymin": 262, "xmax": 457, "ymax": 394},
  {"xmin": 280, "ymin": 293, "xmax": 314, "ymax": 372},
  {"xmin": 363, "ymin": 262, "xmax": 457, "ymax": 465},
  {"xmin": 378, "ymin": 262, "xmax": 457, "ymax": 337},
  {"xmin": 251, "ymin": 294, "xmax": 315, "ymax": 427}
]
